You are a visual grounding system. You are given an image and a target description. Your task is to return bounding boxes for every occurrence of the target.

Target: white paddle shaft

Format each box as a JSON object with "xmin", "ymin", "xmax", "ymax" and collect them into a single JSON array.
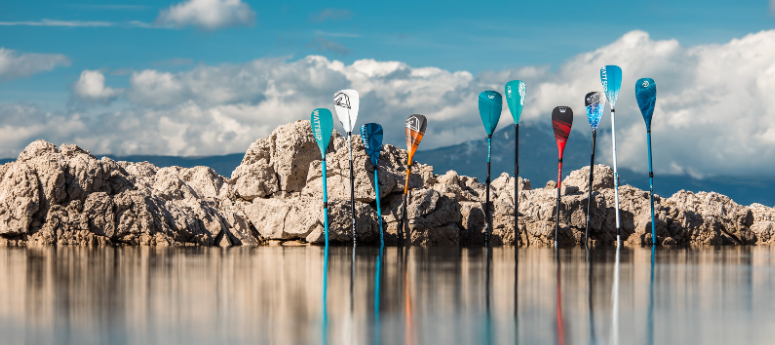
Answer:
[{"xmin": 611, "ymin": 108, "xmax": 621, "ymax": 247}]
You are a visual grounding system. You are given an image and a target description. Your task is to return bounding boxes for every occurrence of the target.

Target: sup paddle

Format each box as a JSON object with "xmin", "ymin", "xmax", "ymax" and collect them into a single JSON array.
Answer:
[
  {"xmin": 361, "ymin": 123, "xmax": 384, "ymax": 246},
  {"xmin": 403, "ymin": 115, "xmax": 427, "ymax": 243},
  {"xmin": 505, "ymin": 81, "xmax": 526, "ymax": 247},
  {"xmin": 552, "ymin": 106, "xmax": 573, "ymax": 248},
  {"xmin": 636, "ymin": 78, "xmax": 657, "ymax": 245},
  {"xmin": 478, "ymin": 91, "xmax": 503, "ymax": 245},
  {"xmin": 600, "ymin": 65, "xmax": 623, "ymax": 246},
  {"xmin": 584, "ymin": 92, "xmax": 605, "ymax": 247},
  {"xmin": 311, "ymin": 108, "xmax": 334, "ymax": 247},
  {"xmin": 334, "ymin": 89, "xmax": 360, "ymax": 245}
]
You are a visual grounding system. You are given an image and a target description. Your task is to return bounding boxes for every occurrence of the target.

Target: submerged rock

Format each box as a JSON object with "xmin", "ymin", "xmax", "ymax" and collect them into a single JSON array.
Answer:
[{"xmin": 1, "ymin": 121, "xmax": 774, "ymax": 247}]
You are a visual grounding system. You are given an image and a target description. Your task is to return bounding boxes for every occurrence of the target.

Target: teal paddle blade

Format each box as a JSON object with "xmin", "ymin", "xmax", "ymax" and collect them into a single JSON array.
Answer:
[
  {"xmin": 310, "ymin": 108, "xmax": 334, "ymax": 158},
  {"xmin": 360, "ymin": 123, "xmax": 383, "ymax": 167},
  {"xmin": 635, "ymin": 78, "xmax": 656, "ymax": 130},
  {"xmin": 478, "ymin": 91, "xmax": 502, "ymax": 136},
  {"xmin": 600, "ymin": 65, "xmax": 622, "ymax": 107},
  {"xmin": 585, "ymin": 92, "xmax": 605, "ymax": 130},
  {"xmin": 505, "ymin": 80, "xmax": 526, "ymax": 124}
]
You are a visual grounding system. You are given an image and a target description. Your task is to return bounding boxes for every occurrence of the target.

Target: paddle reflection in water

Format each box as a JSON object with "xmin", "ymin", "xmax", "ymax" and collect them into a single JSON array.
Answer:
[
  {"xmin": 322, "ymin": 245, "xmax": 330, "ymax": 345},
  {"xmin": 587, "ymin": 247, "xmax": 597, "ymax": 345},
  {"xmin": 1, "ymin": 246, "xmax": 775, "ymax": 344},
  {"xmin": 647, "ymin": 245, "xmax": 655, "ymax": 345},
  {"xmin": 610, "ymin": 246, "xmax": 621, "ymax": 345},
  {"xmin": 373, "ymin": 245, "xmax": 383, "ymax": 345},
  {"xmin": 556, "ymin": 249, "xmax": 565, "ymax": 345}
]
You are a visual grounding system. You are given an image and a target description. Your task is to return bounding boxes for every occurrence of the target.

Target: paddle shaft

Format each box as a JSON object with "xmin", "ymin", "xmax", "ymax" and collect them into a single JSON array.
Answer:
[
  {"xmin": 485, "ymin": 136, "xmax": 492, "ymax": 244},
  {"xmin": 322, "ymin": 240, "xmax": 329, "ymax": 345},
  {"xmin": 611, "ymin": 108, "xmax": 622, "ymax": 246},
  {"xmin": 374, "ymin": 245, "xmax": 383, "ymax": 345},
  {"xmin": 647, "ymin": 130, "xmax": 656, "ymax": 245},
  {"xmin": 375, "ymin": 168, "xmax": 383, "ymax": 246},
  {"xmin": 514, "ymin": 124, "xmax": 519, "ymax": 248},
  {"xmin": 585, "ymin": 130, "xmax": 596, "ymax": 247},
  {"xmin": 555, "ymin": 158, "xmax": 563, "ymax": 248},
  {"xmin": 402, "ymin": 164, "xmax": 411, "ymax": 244},
  {"xmin": 348, "ymin": 133, "xmax": 356, "ymax": 244},
  {"xmin": 323, "ymin": 160, "xmax": 329, "ymax": 247}
]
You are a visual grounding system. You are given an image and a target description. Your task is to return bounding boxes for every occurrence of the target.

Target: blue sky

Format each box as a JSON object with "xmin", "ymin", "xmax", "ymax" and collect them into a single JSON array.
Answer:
[
  {"xmin": 1, "ymin": 0, "xmax": 772, "ymax": 106},
  {"xmin": 1, "ymin": 0, "xmax": 775, "ymax": 177}
]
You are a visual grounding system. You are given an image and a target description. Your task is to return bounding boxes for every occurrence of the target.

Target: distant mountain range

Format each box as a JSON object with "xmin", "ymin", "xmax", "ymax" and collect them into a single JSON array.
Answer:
[{"xmin": 3, "ymin": 125, "xmax": 773, "ymax": 206}]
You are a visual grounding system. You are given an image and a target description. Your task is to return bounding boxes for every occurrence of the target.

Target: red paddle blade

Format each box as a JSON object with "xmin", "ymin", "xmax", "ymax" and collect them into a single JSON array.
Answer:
[{"xmin": 552, "ymin": 106, "xmax": 573, "ymax": 158}]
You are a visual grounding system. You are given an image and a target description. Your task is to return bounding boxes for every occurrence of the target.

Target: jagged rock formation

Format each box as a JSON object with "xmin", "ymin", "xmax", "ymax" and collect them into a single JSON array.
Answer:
[{"xmin": 1, "ymin": 121, "xmax": 774, "ymax": 247}]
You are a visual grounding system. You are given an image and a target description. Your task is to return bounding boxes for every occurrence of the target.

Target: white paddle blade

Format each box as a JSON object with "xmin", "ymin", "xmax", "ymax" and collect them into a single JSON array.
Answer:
[{"xmin": 333, "ymin": 89, "xmax": 360, "ymax": 133}]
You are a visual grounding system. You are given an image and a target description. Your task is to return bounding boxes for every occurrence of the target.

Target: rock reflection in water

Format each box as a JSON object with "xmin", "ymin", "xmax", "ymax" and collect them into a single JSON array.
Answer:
[{"xmin": 0, "ymin": 246, "xmax": 775, "ymax": 344}]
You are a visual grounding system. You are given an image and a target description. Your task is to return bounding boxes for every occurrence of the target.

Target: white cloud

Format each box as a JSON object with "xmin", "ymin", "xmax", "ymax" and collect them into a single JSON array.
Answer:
[
  {"xmin": 0, "ymin": 48, "xmax": 71, "ymax": 80},
  {"xmin": 3, "ymin": 30, "xmax": 775, "ymax": 178},
  {"xmin": 156, "ymin": 0, "xmax": 255, "ymax": 30},
  {"xmin": 73, "ymin": 70, "xmax": 123, "ymax": 104}
]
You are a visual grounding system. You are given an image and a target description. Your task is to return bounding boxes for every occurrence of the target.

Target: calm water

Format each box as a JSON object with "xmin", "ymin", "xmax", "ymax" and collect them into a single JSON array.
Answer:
[{"xmin": 1, "ymin": 245, "xmax": 774, "ymax": 345}]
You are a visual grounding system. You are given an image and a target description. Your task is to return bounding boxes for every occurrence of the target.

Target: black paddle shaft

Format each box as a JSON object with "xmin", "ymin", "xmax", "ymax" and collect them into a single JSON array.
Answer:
[
  {"xmin": 555, "ymin": 159, "xmax": 562, "ymax": 247},
  {"xmin": 485, "ymin": 135, "xmax": 492, "ymax": 245},
  {"xmin": 514, "ymin": 124, "xmax": 519, "ymax": 248},
  {"xmin": 349, "ymin": 133, "xmax": 356, "ymax": 245},
  {"xmin": 585, "ymin": 130, "xmax": 596, "ymax": 247}
]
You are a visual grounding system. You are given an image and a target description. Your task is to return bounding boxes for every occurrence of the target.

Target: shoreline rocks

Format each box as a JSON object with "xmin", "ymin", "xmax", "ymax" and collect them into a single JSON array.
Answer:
[{"xmin": 1, "ymin": 121, "xmax": 775, "ymax": 247}]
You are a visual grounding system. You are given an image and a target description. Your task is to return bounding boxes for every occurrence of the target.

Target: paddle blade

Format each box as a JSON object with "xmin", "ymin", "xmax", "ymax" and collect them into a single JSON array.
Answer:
[
  {"xmin": 333, "ymin": 89, "xmax": 359, "ymax": 132},
  {"xmin": 405, "ymin": 114, "xmax": 427, "ymax": 164},
  {"xmin": 585, "ymin": 92, "xmax": 606, "ymax": 130},
  {"xmin": 635, "ymin": 78, "xmax": 657, "ymax": 130},
  {"xmin": 600, "ymin": 65, "xmax": 622, "ymax": 107},
  {"xmin": 310, "ymin": 108, "xmax": 334, "ymax": 158},
  {"xmin": 505, "ymin": 80, "xmax": 526, "ymax": 125},
  {"xmin": 360, "ymin": 123, "xmax": 384, "ymax": 167},
  {"xmin": 478, "ymin": 91, "xmax": 502, "ymax": 136},
  {"xmin": 552, "ymin": 106, "xmax": 574, "ymax": 158}
]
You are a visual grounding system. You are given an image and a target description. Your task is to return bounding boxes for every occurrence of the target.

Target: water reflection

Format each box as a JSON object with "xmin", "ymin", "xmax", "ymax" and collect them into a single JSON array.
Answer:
[
  {"xmin": 1, "ymin": 246, "xmax": 775, "ymax": 344},
  {"xmin": 587, "ymin": 247, "xmax": 596, "ymax": 345},
  {"xmin": 556, "ymin": 249, "xmax": 565, "ymax": 345},
  {"xmin": 610, "ymin": 245, "xmax": 621, "ymax": 345}
]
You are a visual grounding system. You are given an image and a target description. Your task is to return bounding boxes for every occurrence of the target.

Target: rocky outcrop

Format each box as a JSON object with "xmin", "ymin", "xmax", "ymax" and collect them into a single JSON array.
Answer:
[{"xmin": 2, "ymin": 121, "xmax": 775, "ymax": 247}]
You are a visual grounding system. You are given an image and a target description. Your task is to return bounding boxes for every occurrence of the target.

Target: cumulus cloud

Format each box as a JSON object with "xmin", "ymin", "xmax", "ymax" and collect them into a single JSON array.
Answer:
[
  {"xmin": 3, "ymin": 30, "xmax": 775, "ymax": 178},
  {"xmin": 0, "ymin": 48, "xmax": 71, "ymax": 80},
  {"xmin": 72, "ymin": 70, "xmax": 123, "ymax": 104},
  {"xmin": 156, "ymin": 0, "xmax": 255, "ymax": 30}
]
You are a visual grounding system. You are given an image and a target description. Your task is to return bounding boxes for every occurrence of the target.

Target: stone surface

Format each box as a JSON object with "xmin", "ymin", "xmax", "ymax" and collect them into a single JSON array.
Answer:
[{"xmin": 2, "ymin": 122, "xmax": 775, "ymax": 247}]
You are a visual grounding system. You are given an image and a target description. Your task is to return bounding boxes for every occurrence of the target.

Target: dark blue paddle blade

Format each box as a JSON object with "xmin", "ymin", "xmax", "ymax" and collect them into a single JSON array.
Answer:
[
  {"xmin": 635, "ymin": 78, "xmax": 657, "ymax": 130},
  {"xmin": 311, "ymin": 108, "xmax": 334, "ymax": 158},
  {"xmin": 360, "ymin": 123, "xmax": 383, "ymax": 167},
  {"xmin": 600, "ymin": 65, "xmax": 622, "ymax": 107},
  {"xmin": 478, "ymin": 91, "xmax": 502, "ymax": 136},
  {"xmin": 585, "ymin": 91, "xmax": 605, "ymax": 130}
]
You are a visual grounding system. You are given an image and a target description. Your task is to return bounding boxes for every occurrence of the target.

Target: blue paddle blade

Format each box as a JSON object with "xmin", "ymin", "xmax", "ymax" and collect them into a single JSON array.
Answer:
[
  {"xmin": 600, "ymin": 65, "xmax": 623, "ymax": 107},
  {"xmin": 635, "ymin": 78, "xmax": 657, "ymax": 130},
  {"xmin": 585, "ymin": 91, "xmax": 606, "ymax": 130},
  {"xmin": 310, "ymin": 108, "xmax": 334, "ymax": 158},
  {"xmin": 360, "ymin": 123, "xmax": 383, "ymax": 167},
  {"xmin": 505, "ymin": 80, "xmax": 526, "ymax": 125},
  {"xmin": 478, "ymin": 91, "xmax": 502, "ymax": 136}
]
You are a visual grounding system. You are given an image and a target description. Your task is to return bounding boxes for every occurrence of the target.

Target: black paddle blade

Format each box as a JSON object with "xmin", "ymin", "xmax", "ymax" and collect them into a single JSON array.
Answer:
[{"xmin": 552, "ymin": 106, "xmax": 573, "ymax": 157}]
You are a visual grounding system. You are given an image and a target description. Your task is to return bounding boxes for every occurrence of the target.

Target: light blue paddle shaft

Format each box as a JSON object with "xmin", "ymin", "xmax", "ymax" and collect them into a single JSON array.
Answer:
[
  {"xmin": 374, "ymin": 244, "xmax": 383, "ymax": 345},
  {"xmin": 375, "ymin": 169, "xmax": 383, "ymax": 246},
  {"xmin": 322, "ymin": 242, "xmax": 329, "ymax": 345},
  {"xmin": 323, "ymin": 161, "xmax": 329, "ymax": 247},
  {"xmin": 647, "ymin": 132, "xmax": 655, "ymax": 244}
]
